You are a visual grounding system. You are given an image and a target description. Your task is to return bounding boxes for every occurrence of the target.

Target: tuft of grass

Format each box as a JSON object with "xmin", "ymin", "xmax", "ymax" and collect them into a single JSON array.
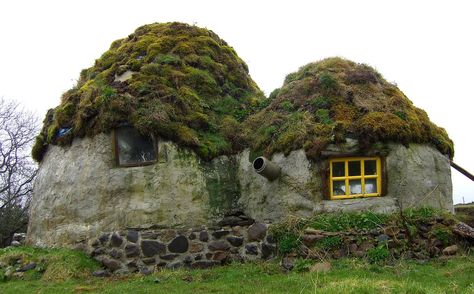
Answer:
[
  {"xmin": 309, "ymin": 211, "xmax": 388, "ymax": 232},
  {"xmin": 366, "ymin": 244, "xmax": 390, "ymax": 264},
  {"xmin": 314, "ymin": 109, "xmax": 333, "ymax": 125},
  {"xmin": 430, "ymin": 226, "xmax": 454, "ymax": 246},
  {"xmin": 293, "ymin": 258, "xmax": 313, "ymax": 272},
  {"xmin": 0, "ymin": 246, "xmax": 100, "ymax": 282},
  {"xmin": 316, "ymin": 236, "xmax": 343, "ymax": 250}
]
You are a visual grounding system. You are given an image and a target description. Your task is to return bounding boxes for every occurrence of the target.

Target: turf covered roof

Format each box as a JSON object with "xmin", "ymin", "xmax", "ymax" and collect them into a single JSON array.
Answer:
[
  {"xmin": 32, "ymin": 23, "xmax": 453, "ymax": 162},
  {"xmin": 32, "ymin": 22, "xmax": 264, "ymax": 161},
  {"xmin": 244, "ymin": 57, "xmax": 453, "ymax": 159}
]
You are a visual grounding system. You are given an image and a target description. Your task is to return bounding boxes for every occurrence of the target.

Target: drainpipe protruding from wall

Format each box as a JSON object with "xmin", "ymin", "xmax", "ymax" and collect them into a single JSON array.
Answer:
[{"xmin": 253, "ymin": 156, "xmax": 281, "ymax": 181}]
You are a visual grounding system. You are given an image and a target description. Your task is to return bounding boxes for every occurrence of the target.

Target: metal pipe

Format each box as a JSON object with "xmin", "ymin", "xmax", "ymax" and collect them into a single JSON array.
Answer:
[
  {"xmin": 253, "ymin": 156, "xmax": 281, "ymax": 181},
  {"xmin": 451, "ymin": 161, "xmax": 474, "ymax": 182}
]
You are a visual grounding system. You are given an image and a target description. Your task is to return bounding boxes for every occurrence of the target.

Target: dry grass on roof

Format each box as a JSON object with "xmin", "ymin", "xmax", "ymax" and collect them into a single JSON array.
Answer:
[
  {"xmin": 32, "ymin": 32, "xmax": 453, "ymax": 163},
  {"xmin": 244, "ymin": 57, "xmax": 453, "ymax": 159},
  {"xmin": 32, "ymin": 22, "xmax": 264, "ymax": 162}
]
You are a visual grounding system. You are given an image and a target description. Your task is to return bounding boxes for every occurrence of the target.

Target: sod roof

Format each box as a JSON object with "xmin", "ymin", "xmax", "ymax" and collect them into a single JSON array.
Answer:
[
  {"xmin": 32, "ymin": 22, "xmax": 264, "ymax": 162},
  {"xmin": 32, "ymin": 23, "xmax": 453, "ymax": 162},
  {"xmin": 244, "ymin": 57, "xmax": 453, "ymax": 159}
]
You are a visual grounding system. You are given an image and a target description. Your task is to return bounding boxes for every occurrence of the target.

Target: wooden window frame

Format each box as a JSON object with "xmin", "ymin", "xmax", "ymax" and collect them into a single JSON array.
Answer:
[
  {"xmin": 112, "ymin": 128, "xmax": 157, "ymax": 168},
  {"xmin": 329, "ymin": 157, "xmax": 382, "ymax": 200}
]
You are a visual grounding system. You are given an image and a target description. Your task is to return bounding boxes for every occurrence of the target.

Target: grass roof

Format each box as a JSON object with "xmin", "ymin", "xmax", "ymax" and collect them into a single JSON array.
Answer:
[
  {"xmin": 244, "ymin": 57, "xmax": 453, "ymax": 159},
  {"xmin": 32, "ymin": 25, "xmax": 453, "ymax": 162},
  {"xmin": 32, "ymin": 22, "xmax": 264, "ymax": 162}
]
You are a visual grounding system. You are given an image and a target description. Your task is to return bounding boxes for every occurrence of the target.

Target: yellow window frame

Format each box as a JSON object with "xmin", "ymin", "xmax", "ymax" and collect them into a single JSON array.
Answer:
[{"xmin": 329, "ymin": 157, "xmax": 382, "ymax": 200}]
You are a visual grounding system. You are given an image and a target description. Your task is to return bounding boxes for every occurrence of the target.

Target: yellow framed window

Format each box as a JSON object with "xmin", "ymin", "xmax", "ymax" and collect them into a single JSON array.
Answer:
[{"xmin": 329, "ymin": 157, "xmax": 382, "ymax": 199}]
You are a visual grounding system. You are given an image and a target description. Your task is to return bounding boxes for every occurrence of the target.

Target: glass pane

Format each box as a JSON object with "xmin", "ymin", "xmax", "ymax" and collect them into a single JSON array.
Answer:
[
  {"xmin": 348, "ymin": 161, "xmax": 361, "ymax": 176},
  {"xmin": 365, "ymin": 179, "xmax": 378, "ymax": 194},
  {"xmin": 332, "ymin": 180, "xmax": 346, "ymax": 196},
  {"xmin": 116, "ymin": 127, "xmax": 156, "ymax": 165},
  {"xmin": 364, "ymin": 160, "xmax": 377, "ymax": 175},
  {"xmin": 332, "ymin": 162, "xmax": 345, "ymax": 177},
  {"xmin": 349, "ymin": 179, "xmax": 362, "ymax": 195}
]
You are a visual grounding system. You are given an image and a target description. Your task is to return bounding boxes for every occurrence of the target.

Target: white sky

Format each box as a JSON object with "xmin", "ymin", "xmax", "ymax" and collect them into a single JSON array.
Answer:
[{"xmin": 1, "ymin": 0, "xmax": 473, "ymax": 204}]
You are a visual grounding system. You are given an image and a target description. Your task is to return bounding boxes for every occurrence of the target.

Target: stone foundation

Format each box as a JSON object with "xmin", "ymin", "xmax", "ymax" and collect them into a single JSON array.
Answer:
[{"xmin": 88, "ymin": 222, "xmax": 277, "ymax": 273}]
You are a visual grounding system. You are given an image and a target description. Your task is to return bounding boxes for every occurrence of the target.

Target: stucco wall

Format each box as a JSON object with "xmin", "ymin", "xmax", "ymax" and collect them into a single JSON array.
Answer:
[
  {"xmin": 27, "ymin": 134, "xmax": 453, "ymax": 247},
  {"xmin": 28, "ymin": 134, "xmax": 216, "ymax": 247}
]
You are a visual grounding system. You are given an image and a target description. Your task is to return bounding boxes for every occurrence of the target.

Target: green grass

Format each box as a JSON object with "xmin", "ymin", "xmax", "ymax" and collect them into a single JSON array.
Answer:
[
  {"xmin": 0, "ymin": 246, "xmax": 100, "ymax": 282},
  {"xmin": 454, "ymin": 204, "xmax": 474, "ymax": 227},
  {"xmin": 269, "ymin": 208, "xmax": 453, "ymax": 254},
  {"xmin": 1, "ymin": 250, "xmax": 473, "ymax": 294}
]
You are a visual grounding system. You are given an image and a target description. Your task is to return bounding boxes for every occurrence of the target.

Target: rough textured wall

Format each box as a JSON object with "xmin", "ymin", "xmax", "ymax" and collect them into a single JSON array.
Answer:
[
  {"xmin": 238, "ymin": 149, "xmax": 323, "ymax": 222},
  {"xmin": 27, "ymin": 133, "xmax": 453, "ymax": 248},
  {"xmin": 237, "ymin": 143, "xmax": 453, "ymax": 222},
  {"xmin": 385, "ymin": 144, "xmax": 453, "ymax": 212},
  {"xmin": 27, "ymin": 134, "xmax": 220, "ymax": 247}
]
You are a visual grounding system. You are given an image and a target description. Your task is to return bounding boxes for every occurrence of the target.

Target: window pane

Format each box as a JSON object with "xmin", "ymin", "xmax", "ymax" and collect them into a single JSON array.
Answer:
[
  {"xmin": 349, "ymin": 179, "xmax": 362, "ymax": 195},
  {"xmin": 348, "ymin": 161, "xmax": 361, "ymax": 176},
  {"xmin": 332, "ymin": 162, "xmax": 345, "ymax": 177},
  {"xmin": 332, "ymin": 180, "xmax": 346, "ymax": 196},
  {"xmin": 364, "ymin": 160, "xmax": 377, "ymax": 175},
  {"xmin": 365, "ymin": 179, "xmax": 378, "ymax": 194},
  {"xmin": 116, "ymin": 127, "xmax": 156, "ymax": 165}
]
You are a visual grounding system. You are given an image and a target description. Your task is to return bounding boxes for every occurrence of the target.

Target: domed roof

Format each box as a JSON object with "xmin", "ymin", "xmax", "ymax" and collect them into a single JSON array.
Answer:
[
  {"xmin": 244, "ymin": 57, "xmax": 453, "ymax": 159},
  {"xmin": 33, "ymin": 22, "xmax": 264, "ymax": 162}
]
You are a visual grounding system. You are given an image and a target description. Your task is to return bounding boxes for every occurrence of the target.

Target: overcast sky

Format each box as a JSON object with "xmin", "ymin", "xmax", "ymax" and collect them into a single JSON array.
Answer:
[{"xmin": 1, "ymin": 0, "xmax": 473, "ymax": 204}]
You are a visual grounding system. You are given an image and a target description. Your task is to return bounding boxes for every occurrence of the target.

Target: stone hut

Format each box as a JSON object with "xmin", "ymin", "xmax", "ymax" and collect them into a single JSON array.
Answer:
[{"xmin": 27, "ymin": 22, "xmax": 454, "ymax": 261}]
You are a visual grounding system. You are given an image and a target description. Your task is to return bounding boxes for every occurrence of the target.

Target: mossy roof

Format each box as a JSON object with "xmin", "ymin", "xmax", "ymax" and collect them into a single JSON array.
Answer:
[
  {"xmin": 32, "ymin": 24, "xmax": 453, "ymax": 162},
  {"xmin": 244, "ymin": 57, "xmax": 453, "ymax": 159},
  {"xmin": 32, "ymin": 22, "xmax": 265, "ymax": 162}
]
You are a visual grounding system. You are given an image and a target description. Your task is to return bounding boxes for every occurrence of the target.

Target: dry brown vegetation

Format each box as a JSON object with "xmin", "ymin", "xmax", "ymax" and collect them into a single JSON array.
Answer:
[
  {"xmin": 32, "ymin": 24, "xmax": 453, "ymax": 162},
  {"xmin": 245, "ymin": 57, "xmax": 453, "ymax": 160}
]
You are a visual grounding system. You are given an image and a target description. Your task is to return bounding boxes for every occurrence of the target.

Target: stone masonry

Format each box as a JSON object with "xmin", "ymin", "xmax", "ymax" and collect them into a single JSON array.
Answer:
[{"xmin": 89, "ymin": 222, "xmax": 277, "ymax": 274}]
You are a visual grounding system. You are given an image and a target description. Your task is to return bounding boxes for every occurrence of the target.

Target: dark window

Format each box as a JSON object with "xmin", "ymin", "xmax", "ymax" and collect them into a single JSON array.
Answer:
[{"xmin": 114, "ymin": 127, "xmax": 156, "ymax": 167}]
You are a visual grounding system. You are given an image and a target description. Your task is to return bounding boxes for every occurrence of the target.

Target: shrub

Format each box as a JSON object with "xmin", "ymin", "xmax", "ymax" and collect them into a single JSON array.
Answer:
[
  {"xmin": 293, "ymin": 258, "xmax": 313, "ymax": 272},
  {"xmin": 316, "ymin": 236, "xmax": 343, "ymax": 250},
  {"xmin": 277, "ymin": 233, "xmax": 301, "ymax": 254},
  {"xmin": 431, "ymin": 226, "xmax": 454, "ymax": 246},
  {"xmin": 366, "ymin": 244, "xmax": 390, "ymax": 263}
]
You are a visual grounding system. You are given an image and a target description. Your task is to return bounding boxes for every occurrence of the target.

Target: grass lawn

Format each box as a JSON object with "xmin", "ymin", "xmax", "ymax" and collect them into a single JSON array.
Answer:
[
  {"xmin": 1, "ymin": 247, "xmax": 473, "ymax": 294},
  {"xmin": 455, "ymin": 204, "xmax": 474, "ymax": 227}
]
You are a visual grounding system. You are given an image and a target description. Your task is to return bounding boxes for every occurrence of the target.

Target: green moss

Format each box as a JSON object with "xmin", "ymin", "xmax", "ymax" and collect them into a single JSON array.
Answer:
[
  {"xmin": 245, "ymin": 57, "xmax": 454, "ymax": 159},
  {"xmin": 203, "ymin": 157, "xmax": 241, "ymax": 216},
  {"xmin": 31, "ymin": 135, "xmax": 48, "ymax": 162},
  {"xmin": 33, "ymin": 22, "xmax": 264, "ymax": 161},
  {"xmin": 32, "ymin": 38, "xmax": 453, "ymax": 162}
]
